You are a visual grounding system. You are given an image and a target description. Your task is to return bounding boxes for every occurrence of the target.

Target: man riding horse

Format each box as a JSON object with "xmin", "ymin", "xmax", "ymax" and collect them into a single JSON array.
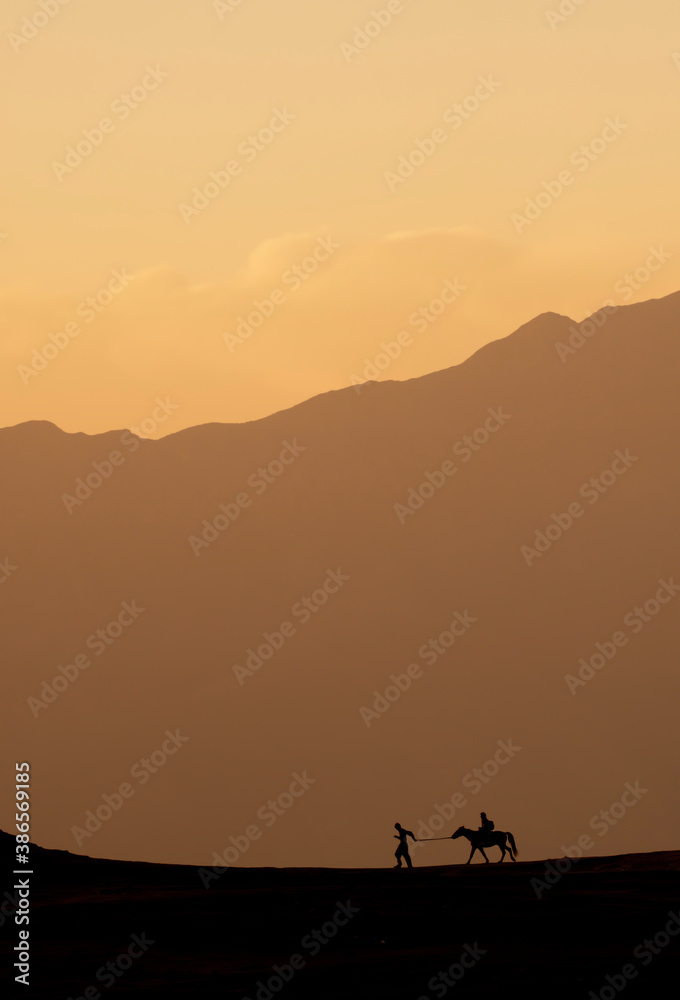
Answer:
[
  {"xmin": 478, "ymin": 812, "xmax": 495, "ymax": 841},
  {"xmin": 452, "ymin": 819, "xmax": 518, "ymax": 864},
  {"xmin": 416, "ymin": 811, "xmax": 518, "ymax": 864}
]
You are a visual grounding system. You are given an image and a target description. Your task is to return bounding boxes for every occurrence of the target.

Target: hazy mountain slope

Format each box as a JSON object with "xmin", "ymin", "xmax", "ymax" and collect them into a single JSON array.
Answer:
[{"xmin": 2, "ymin": 291, "xmax": 679, "ymax": 868}]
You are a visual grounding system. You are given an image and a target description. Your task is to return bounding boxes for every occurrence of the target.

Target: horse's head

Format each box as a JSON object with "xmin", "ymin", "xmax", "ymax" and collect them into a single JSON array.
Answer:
[{"xmin": 451, "ymin": 826, "xmax": 465, "ymax": 839}]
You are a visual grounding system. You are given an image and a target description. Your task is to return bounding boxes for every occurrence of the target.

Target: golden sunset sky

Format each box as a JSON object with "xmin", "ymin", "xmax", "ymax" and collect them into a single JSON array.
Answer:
[{"xmin": 2, "ymin": 0, "xmax": 679, "ymax": 434}]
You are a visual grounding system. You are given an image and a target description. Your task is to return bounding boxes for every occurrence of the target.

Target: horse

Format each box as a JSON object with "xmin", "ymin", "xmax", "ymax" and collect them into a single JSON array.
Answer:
[{"xmin": 452, "ymin": 825, "xmax": 518, "ymax": 864}]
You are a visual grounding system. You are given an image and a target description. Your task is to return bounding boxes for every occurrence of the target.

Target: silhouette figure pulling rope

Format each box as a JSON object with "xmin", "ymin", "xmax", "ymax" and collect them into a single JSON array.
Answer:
[{"xmin": 393, "ymin": 823, "xmax": 416, "ymax": 868}]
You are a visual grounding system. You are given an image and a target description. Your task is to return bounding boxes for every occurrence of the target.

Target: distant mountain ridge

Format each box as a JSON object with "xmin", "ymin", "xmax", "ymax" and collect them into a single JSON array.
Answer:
[{"xmin": 2, "ymin": 290, "xmax": 679, "ymax": 869}]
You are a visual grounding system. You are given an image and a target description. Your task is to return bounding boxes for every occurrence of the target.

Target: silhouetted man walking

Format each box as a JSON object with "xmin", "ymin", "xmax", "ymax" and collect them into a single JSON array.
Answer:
[{"xmin": 393, "ymin": 823, "xmax": 416, "ymax": 868}]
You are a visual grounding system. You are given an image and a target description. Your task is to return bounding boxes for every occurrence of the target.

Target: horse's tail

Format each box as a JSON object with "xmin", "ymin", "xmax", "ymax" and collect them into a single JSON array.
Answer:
[{"xmin": 507, "ymin": 832, "xmax": 518, "ymax": 858}]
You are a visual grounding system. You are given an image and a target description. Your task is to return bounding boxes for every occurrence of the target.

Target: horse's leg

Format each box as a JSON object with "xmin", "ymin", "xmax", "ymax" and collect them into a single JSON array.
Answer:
[
  {"xmin": 466, "ymin": 845, "xmax": 475, "ymax": 865},
  {"xmin": 480, "ymin": 847, "xmax": 489, "ymax": 863}
]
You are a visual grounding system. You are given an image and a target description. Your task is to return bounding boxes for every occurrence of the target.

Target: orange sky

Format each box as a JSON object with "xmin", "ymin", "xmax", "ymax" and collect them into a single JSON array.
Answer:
[{"xmin": 2, "ymin": 0, "xmax": 680, "ymax": 434}]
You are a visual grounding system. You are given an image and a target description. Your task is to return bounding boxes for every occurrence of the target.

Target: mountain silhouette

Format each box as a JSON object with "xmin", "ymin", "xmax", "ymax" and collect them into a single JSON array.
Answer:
[{"xmin": 2, "ymin": 290, "xmax": 679, "ymax": 868}]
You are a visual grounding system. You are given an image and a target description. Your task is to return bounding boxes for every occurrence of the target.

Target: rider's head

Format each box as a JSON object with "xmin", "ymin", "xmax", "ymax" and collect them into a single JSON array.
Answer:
[
  {"xmin": 395, "ymin": 823, "xmax": 402, "ymax": 830},
  {"xmin": 481, "ymin": 812, "xmax": 487, "ymax": 820}
]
